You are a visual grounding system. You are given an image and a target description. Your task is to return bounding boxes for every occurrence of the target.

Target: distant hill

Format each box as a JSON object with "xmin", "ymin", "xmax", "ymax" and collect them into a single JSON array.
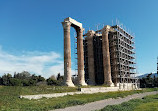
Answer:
[{"xmin": 137, "ymin": 73, "xmax": 158, "ymax": 79}]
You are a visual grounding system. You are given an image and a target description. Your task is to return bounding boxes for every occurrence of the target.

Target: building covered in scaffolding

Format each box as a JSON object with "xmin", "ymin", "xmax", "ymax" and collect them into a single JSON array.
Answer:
[{"xmin": 84, "ymin": 24, "xmax": 138, "ymax": 89}]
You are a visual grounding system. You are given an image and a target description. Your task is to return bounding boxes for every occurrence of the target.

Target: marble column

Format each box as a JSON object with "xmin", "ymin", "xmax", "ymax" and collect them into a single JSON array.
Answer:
[
  {"xmin": 86, "ymin": 30, "xmax": 96, "ymax": 85},
  {"xmin": 102, "ymin": 26, "xmax": 114, "ymax": 86},
  {"xmin": 77, "ymin": 27, "xmax": 87, "ymax": 86},
  {"xmin": 62, "ymin": 21, "xmax": 75, "ymax": 87}
]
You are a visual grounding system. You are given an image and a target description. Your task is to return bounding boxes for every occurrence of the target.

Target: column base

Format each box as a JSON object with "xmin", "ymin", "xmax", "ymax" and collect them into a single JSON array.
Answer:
[
  {"xmin": 79, "ymin": 81, "xmax": 87, "ymax": 86},
  {"xmin": 109, "ymin": 83, "xmax": 114, "ymax": 87},
  {"xmin": 65, "ymin": 81, "xmax": 75, "ymax": 87},
  {"xmin": 104, "ymin": 81, "xmax": 114, "ymax": 87},
  {"xmin": 114, "ymin": 83, "xmax": 118, "ymax": 87}
]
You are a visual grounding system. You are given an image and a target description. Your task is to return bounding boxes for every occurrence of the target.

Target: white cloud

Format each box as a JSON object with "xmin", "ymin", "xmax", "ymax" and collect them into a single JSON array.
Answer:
[{"xmin": 0, "ymin": 46, "xmax": 67, "ymax": 78}]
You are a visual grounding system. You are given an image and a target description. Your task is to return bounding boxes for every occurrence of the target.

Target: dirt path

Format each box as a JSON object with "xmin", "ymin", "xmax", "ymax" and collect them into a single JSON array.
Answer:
[{"xmin": 52, "ymin": 91, "xmax": 158, "ymax": 111}]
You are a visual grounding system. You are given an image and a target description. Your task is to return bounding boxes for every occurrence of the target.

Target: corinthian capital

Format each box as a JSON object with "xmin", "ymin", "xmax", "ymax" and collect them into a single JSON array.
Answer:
[
  {"xmin": 102, "ymin": 25, "xmax": 111, "ymax": 32},
  {"xmin": 62, "ymin": 21, "xmax": 71, "ymax": 29},
  {"xmin": 85, "ymin": 30, "xmax": 95, "ymax": 39}
]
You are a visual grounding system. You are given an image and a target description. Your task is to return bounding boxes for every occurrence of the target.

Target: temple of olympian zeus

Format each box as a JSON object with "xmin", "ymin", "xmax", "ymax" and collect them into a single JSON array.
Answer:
[
  {"xmin": 62, "ymin": 17, "xmax": 87, "ymax": 87},
  {"xmin": 62, "ymin": 17, "xmax": 138, "ymax": 88}
]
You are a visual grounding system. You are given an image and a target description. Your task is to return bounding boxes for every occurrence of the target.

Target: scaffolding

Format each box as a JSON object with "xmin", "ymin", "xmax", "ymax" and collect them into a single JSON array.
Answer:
[
  {"xmin": 110, "ymin": 25, "xmax": 138, "ymax": 90},
  {"xmin": 93, "ymin": 35, "xmax": 104, "ymax": 84},
  {"xmin": 83, "ymin": 22, "xmax": 139, "ymax": 89},
  {"xmin": 83, "ymin": 38, "xmax": 89, "ymax": 82}
]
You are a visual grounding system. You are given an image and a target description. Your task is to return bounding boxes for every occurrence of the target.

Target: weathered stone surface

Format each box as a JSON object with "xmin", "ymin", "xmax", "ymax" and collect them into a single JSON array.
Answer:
[
  {"xmin": 77, "ymin": 27, "xmax": 87, "ymax": 86},
  {"xmin": 102, "ymin": 25, "xmax": 114, "ymax": 86},
  {"xmin": 20, "ymin": 87, "xmax": 119, "ymax": 100},
  {"xmin": 64, "ymin": 17, "xmax": 82, "ymax": 28},
  {"xmin": 20, "ymin": 85, "xmax": 139, "ymax": 100},
  {"xmin": 86, "ymin": 30, "xmax": 96, "ymax": 85},
  {"xmin": 62, "ymin": 17, "xmax": 87, "ymax": 86},
  {"xmin": 62, "ymin": 21, "xmax": 74, "ymax": 87}
]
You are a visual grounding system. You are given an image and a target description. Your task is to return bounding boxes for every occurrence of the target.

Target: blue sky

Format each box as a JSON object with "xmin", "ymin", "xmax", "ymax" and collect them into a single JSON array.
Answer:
[{"xmin": 0, "ymin": 0, "xmax": 158, "ymax": 77}]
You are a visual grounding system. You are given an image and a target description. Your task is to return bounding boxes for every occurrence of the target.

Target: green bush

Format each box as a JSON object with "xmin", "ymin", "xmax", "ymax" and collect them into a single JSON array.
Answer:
[
  {"xmin": 9, "ymin": 78, "xmax": 22, "ymax": 86},
  {"xmin": 0, "ymin": 71, "xmax": 47, "ymax": 86},
  {"xmin": 46, "ymin": 78, "xmax": 61, "ymax": 86}
]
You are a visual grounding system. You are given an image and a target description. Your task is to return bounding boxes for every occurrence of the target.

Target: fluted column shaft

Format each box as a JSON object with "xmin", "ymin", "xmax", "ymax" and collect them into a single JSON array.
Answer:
[
  {"xmin": 102, "ymin": 26, "xmax": 113, "ymax": 86},
  {"xmin": 77, "ymin": 28, "xmax": 87, "ymax": 86},
  {"xmin": 62, "ymin": 21, "xmax": 74, "ymax": 87},
  {"xmin": 86, "ymin": 31, "xmax": 95, "ymax": 85}
]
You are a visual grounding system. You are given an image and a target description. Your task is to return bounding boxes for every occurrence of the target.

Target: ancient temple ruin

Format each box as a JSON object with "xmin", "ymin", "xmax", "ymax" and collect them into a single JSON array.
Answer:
[
  {"xmin": 62, "ymin": 17, "xmax": 87, "ymax": 87},
  {"xmin": 62, "ymin": 17, "xmax": 138, "ymax": 88}
]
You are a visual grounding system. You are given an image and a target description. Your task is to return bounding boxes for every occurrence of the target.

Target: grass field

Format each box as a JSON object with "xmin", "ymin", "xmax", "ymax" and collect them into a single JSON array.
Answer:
[
  {"xmin": 100, "ymin": 92, "xmax": 158, "ymax": 111},
  {"xmin": 0, "ymin": 86, "xmax": 157, "ymax": 111}
]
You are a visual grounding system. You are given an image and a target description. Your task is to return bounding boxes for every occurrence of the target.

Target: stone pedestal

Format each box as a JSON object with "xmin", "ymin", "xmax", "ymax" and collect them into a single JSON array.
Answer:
[{"xmin": 102, "ymin": 26, "xmax": 114, "ymax": 86}]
